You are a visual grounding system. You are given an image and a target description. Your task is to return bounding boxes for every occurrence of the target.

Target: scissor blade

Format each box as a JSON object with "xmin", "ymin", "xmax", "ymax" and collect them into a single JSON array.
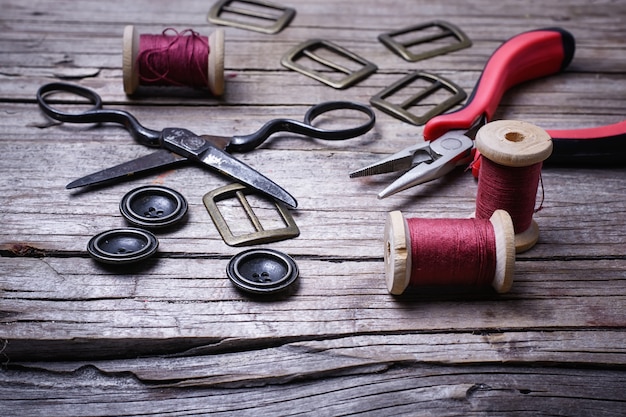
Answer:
[
  {"xmin": 66, "ymin": 149, "xmax": 188, "ymax": 189},
  {"xmin": 198, "ymin": 146, "xmax": 298, "ymax": 208}
]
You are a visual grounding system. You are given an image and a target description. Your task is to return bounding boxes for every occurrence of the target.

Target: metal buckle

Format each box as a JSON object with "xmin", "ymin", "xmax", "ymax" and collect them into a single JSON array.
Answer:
[
  {"xmin": 281, "ymin": 39, "xmax": 378, "ymax": 89},
  {"xmin": 378, "ymin": 20, "xmax": 472, "ymax": 62},
  {"xmin": 370, "ymin": 71, "xmax": 466, "ymax": 125},
  {"xmin": 207, "ymin": 0, "xmax": 296, "ymax": 34},
  {"xmin": 203, "ymin": 183, "xmax": 300, "ymax": 247}
]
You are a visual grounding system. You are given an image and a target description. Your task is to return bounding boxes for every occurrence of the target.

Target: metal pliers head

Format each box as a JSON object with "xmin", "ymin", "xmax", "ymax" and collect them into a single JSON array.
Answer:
[{"xmin": 349, "ymin": 130, "xmax": 474, "ymax": 199}]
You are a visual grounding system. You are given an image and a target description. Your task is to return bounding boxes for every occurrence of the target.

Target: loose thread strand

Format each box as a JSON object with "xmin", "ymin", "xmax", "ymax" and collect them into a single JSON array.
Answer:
[
  {"xmin": 535, "ymin": 173, "xmax": 545, "ymax": 214},
  {"xmin": 136, "ymin": 28, "xmax": 210, "ymax": 88}
]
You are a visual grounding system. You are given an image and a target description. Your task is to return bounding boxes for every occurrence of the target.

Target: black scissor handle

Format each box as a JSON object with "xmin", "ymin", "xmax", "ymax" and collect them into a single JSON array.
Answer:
[
  {"xmin": 227, "ymin": 101, "xmax": 376, "ymax": 152},
  {"xmin": 37, "ymin": 82, "xmax": 103, "ymax": 121},
  {"xmin": 303, "ymin": 101, "xmax": 376, "ymax": 139},
  {"xmin": 36, "ymin": 82, "xmax": 161, "ymax": 146}
]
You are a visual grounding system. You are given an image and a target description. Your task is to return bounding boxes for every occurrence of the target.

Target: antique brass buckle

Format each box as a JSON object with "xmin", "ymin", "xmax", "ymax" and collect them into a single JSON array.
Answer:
[
  {"xmin": 378, "ymin": 20, "xmax": 472, "ymax": 62},
  {"xmin": 203, "ymin": 183, "xmax": 300, "ymax": 247},
  {"xmin": 207, "ymin": 0, "xmax": 296, "ymax": 34},
  {"xmin": 281, "ymin": 39, "xmax": 377, "ymax": 89},
  {"xmin": 370, "ymin": 71, "xmax": 466, "ymax": 125}
]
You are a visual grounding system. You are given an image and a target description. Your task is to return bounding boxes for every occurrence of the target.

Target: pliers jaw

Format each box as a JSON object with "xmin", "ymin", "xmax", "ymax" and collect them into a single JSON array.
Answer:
[
  {"xmin": 349, "ymin": 141, "xmax": 434, "ymax": 179},
  {"xmin": 350, "ymin": 130, "xmax": 474, "ymax": 199}
]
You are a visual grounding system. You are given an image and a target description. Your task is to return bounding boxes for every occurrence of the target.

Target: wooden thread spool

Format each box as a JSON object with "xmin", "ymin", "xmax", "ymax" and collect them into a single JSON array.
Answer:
[
  {"xmin": 384, "ymin": 209, "xmax": 515, "ymax": 295},
  {"xmin": 474, "ymin": 120, "xmax": 553, "ymax": 253},
  {"xmin": 122, "ymin": 25, "xmax": 225, "ymax": 96}
]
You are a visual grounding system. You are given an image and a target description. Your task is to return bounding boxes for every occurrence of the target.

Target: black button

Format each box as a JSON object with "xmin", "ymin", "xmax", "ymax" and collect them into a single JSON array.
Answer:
[
  {"xmin": 120, "ymin": 185, "xmax": 188, "ymax": 229},
  {"xmin": 227, "ymin": 249, "xmax": 299, "ymax": 294},
  {"xmin": 87, "ymin": 228, "xmax": 159, "ymax": 264}
]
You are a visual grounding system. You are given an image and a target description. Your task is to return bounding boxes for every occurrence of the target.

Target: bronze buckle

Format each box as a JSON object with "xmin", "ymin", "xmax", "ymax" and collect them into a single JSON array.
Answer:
[
  {"xmin": 281, "ymin": 39, "xmax": 377, "ymax": 89},
  {"xmin": 378, "ymin": 20, "xmax": 472, "ymax": 62},
  {"xmin": 370, "ymin": 71, "xmax": 466, "ymax": 125},
  {"xmin": 203, "ymin": 183, "xmax": 300, "ymax": 247},
  {"xmin": 207, "ymin": 0, "xmax": 295, "ymax": 34}
]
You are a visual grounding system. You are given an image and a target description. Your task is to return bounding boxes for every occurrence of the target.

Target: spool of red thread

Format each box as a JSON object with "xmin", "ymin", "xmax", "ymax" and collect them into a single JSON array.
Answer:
[
  {"xmin": 474, "ymin": 120, "xmax": 553, "ymax": 253},
  {"xmin": 122, "ymin": 25, "xmax": 225, "ymax": 96},
  {"xmin": 384, "ymin": 209, "xmax": 515, "ymax": 295}
]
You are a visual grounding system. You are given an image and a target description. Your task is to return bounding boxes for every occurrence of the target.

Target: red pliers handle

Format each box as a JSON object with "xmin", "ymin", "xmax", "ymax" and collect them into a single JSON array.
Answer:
[{"xmin": 424, "ymin": 27, "xmax": 626, "ymax": 174}]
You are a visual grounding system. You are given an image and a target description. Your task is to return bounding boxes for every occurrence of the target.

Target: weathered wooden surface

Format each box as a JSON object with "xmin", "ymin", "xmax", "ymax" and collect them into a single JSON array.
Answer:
[{"xmin": 1, "ymin": 0, "xmax": 625, "ymax": 415}]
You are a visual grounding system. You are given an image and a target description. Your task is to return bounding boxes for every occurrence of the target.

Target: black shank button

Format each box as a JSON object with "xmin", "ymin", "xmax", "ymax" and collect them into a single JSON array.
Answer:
[
  {"xmin": 227, "ymin": 249, "xmax": 299, "ymax": 294},
  {"xmin": 120, "ymin": 185, "xmax": 188, "ymax": 229},
  {"xmin": 87, "ymin": 228, "xmax": 159, "ymax": 264}
]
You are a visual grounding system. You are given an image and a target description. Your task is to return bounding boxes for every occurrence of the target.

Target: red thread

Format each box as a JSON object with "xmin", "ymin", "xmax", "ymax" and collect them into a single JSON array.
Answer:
[
  {"xmin": 475, "ymin": 157, "xmax": 542, "ymax": 233},
  {"xmin": 136, "ymin": 29, "xmax": 209, "ymax": 88},
  {"xmin": 406, "ymin": 217, "xmax": 497, "ymax": 287}
]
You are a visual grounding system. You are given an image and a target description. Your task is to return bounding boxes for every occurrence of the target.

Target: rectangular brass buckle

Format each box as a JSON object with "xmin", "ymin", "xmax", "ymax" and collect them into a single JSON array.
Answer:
[
  {"xmin": 207, "ymin": 0, "xmax": 295, "ymax": 34},
  {"xmin": 281, "ymin": 39, "xmax": 377, "ymax": 89},
  {"xmin": 378, "ymin": 20, "xmax": 472, "ymax": 62},
  {"xmin": 203, "ymin": 183, "xmax": 300, "ymax": 247},
  {"xmin": 370, "ymin": 71, "xmax": 466, "ymax": 125}
]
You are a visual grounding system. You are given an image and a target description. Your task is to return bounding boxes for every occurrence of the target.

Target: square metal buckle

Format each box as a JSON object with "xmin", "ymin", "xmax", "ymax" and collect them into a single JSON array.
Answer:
[
  {"xmin": 203, "ymin": 183, "xmax": 300, "ymax": 247},
  {"xmin": 378, "ymin": 20, "xmax": 472, "ymax": 62},
  {"xmin": 281, "ymin": 39, "xmax": 377, "ymax": 89},
  {"xmin": 370, "ymin": 71, "xmax": 466, "ymax": 125},
  {"xmin": 207, "ymin": 0, "xmax": 296, "ymax": 34}
]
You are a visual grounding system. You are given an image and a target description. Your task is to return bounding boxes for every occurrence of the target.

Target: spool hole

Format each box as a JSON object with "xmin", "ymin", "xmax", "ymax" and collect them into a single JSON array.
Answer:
[{"xmin": 505, "ymin": 131, "xmax": 525, "ymax": 142}]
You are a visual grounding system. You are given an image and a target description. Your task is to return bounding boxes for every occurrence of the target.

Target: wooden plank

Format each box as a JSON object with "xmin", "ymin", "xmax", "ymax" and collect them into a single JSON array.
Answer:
[
  {"xmin": 9, "ymin": 330, "xmax": 626, "ymax": 385},
  {"xmin": 1, "ymin": 100, "xmax": 624, "ymax": 258},
  {"xmin": 1, "ymin": 256, "xmax": 625, "ymax": 360},
  {"xmin": 1, "ymin": 364, "xmax": 624, "ymax": 416},
  {"xmin": 1, "ymin": 0, "xmax": 625, "ymax": 415}
]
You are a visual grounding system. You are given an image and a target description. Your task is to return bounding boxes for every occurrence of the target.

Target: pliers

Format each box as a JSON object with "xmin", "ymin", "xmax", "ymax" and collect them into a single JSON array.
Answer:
[{"xmin": 350, "ymin": 28, "xmax": 626, "ymax": 199}]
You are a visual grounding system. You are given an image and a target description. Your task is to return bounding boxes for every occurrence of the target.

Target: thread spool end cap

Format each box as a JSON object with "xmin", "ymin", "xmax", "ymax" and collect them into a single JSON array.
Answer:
[
  {"xmin": 384, "ymin": 211, "xmax": 411, "ymax": 295},
  {"xmin": 475, "ymin": 120, "xmax": 553, "ymax": 167},
  {"xmin": 514, "ymin": 219, "xmax": 540, "ymax": 253},
  {"xmin": 122, "ymin": 25, "xmax": 140, "ymax": 95},
  {"xmin": 208, "ymin": 29, "xmax": 225, "ymax": 96},
  {"xmin": 489, "ymin": 209, "xmax": 516, "ymax": 293}
]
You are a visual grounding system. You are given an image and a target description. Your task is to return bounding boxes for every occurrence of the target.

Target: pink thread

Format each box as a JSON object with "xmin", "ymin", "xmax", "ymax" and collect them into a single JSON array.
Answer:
[
  {"xmin": 407, "ymin": 217, "xmax": 497, "ymax": 287},
  {"xmin": 475, "ymin": 157, "xmax": 543, "ymax": 233},
  {"xmin": 136, "ymin": 29, "xmax": 209, "ymax": 88}
]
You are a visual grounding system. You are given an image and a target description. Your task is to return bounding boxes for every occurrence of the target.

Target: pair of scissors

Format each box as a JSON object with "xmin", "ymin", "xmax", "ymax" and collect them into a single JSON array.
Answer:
[
  {"xmin": 350, "ymin": 28, "xmax": 626, "ymax": 199},
  {"xmin": 37, "ymin": 82, "xmax": 376, "ymax": 208}
]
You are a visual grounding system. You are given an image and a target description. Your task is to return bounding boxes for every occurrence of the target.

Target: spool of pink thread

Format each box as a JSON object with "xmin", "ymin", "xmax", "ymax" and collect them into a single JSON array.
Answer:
[
  {"xmin": 123, "ymin": 25, "xmax": 225, "ymax": 96},
  {"xmin": 384, "ymin": 210, "xmax": 515, "ymax": 295},
  {"xmin": 474, "ymin": 120, "xmax": 553, "ymax": 252}
]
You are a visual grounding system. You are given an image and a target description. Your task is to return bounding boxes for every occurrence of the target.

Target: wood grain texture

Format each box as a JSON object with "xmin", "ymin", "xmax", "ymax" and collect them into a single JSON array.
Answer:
[{"xmin": 1, "ymin": 0, "xmax": 625, "ymax": 415}]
